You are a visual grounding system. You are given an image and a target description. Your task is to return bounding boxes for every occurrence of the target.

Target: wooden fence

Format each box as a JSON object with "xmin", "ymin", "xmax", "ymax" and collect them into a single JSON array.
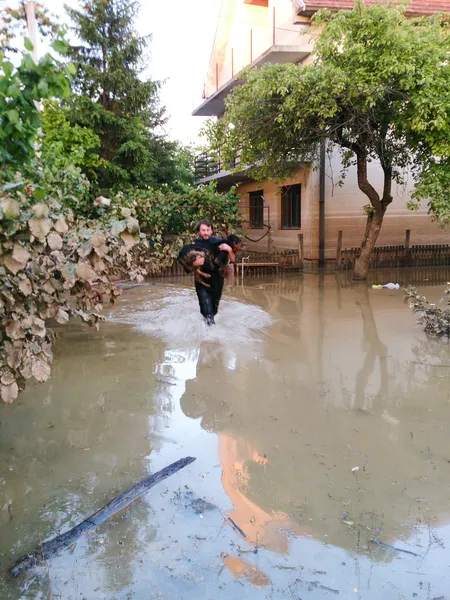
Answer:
[
  {"xmin": 149, "ymin": 230, "xmax": 450, "ymax": 278},
  {"xmin": 152, "ymin": 249, "xmax": 301, "ymax": 279},
  {"xmin": 339, "ymin": 243, "xmax": 450, "ymax": 270}
]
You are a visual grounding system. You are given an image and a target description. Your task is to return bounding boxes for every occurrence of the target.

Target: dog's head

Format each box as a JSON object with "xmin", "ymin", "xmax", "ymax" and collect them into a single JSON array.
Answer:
[{"xmin": 227, "ymin": 234, "xmax": 245, "ymax": 251}]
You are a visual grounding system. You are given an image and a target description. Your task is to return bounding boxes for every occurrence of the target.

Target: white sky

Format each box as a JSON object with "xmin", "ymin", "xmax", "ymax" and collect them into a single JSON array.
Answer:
[{"xmin": 13, "ymin": 0, "xmax": 222, "ymax": 145}]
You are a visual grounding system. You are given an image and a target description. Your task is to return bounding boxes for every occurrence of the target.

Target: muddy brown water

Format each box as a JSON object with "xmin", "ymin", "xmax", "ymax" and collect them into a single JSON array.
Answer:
[{"xmin": 1, "ymin": 269, "xmax": 450, "ymax": 599}]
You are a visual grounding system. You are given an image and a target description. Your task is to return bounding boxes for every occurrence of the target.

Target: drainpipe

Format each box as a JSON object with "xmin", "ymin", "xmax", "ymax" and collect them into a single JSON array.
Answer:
[{"xmin": 319, "ymin": 140, "xmax": 326, "ymax": 268}]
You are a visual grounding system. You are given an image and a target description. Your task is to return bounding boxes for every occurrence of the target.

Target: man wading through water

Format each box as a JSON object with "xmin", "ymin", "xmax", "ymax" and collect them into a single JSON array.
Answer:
[{"xmin": 178, "ymin": 220, "xmax": 238, "ymax": 325}]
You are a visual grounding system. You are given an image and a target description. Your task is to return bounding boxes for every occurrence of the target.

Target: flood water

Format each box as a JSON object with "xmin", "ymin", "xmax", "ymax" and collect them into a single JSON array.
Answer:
[{"xmin": 1, "ymin": 268, "xmax": 450, "ymax": 600}]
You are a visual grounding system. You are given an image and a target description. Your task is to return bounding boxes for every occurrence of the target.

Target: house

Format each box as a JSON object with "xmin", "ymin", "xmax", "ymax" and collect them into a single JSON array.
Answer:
[{"xmin": 192, "ymin": 0, "xmax": 450, "ymax": 269}]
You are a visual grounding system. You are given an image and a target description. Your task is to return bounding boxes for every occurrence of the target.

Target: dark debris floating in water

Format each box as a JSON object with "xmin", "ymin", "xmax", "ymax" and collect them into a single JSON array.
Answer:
[{"xmin": 9, "ymin": 457, "xmax": 196, "ymax": 577}]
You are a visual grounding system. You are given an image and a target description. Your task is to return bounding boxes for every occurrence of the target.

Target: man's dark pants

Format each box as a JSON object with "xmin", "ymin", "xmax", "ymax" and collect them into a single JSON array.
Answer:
[{"xmin": 195, "ymin": 273, "xmax": 224, "ymax": 325}]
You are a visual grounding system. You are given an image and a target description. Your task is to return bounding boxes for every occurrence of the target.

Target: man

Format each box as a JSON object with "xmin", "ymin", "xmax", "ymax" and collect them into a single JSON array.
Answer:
[{"xmin": 178, "ymin": 220, "xmax": 237, "ymax": 325}]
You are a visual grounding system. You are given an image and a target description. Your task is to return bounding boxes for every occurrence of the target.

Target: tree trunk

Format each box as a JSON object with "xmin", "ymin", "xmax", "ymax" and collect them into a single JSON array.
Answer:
[
  {"xmin": 352, "ymin": 151, "xmax": 392, "ymax": 280},
  {"xmin": 353, "ymin": 209, "xmax": 385, "ymax": 280}
]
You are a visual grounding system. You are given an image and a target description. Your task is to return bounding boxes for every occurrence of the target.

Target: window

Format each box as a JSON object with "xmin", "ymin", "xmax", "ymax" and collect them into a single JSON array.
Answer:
[
  {"xmin": 249, "ymin": 190, "xmax": 264, "ymax": 229},
  {"xmin": 281, "ymin": 184, "xmax": 301, "ymax": 229}
]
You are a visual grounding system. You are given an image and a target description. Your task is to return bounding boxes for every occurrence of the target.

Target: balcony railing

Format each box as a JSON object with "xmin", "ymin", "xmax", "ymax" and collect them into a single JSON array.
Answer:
[{"xmin": 194, "ymin": 151, "xmax": 242, "ymax": 182}]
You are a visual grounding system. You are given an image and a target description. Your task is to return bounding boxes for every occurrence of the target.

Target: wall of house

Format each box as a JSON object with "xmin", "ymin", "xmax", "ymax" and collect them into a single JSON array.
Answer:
[
  {"xmin": 204, "ymin": 0, "xmax": 271, "ymax": 99},
  {"xmin": 203, "ymin": 0, "xmax": 311, "ymax": 99},
  {"xmin": 236, "ymin": 156, "xmax": 449, "ymax": 262},
  {"xmin": 323, "ymin": 150, "xmax": 449, "ymax": 261},
  {"xmin": 235, "ymin": 168, "xmax": 320, "ymax": 260}
]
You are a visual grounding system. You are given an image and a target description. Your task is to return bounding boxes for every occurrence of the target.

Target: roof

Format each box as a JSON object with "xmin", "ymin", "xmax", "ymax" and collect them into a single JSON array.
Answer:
[{"xmin": 299, "ymin": 0, "xmax": 450, "ymax": 16}]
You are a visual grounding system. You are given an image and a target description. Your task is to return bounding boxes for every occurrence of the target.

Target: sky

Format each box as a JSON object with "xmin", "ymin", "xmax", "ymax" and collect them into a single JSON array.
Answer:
[{"xmin": 13, "ymin": 0, "xmax": 222, "ymax": 144}]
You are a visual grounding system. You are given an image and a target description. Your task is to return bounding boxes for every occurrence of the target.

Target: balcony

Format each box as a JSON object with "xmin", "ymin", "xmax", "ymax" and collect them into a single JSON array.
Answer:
[
  {"xmin": 193, "ymin": 44, "xmax": 311, "ymax": 118},
  {"xmin": 194, "ymin": 150, "xmax": 253, "ymax": 188},
  {"xmin": 292, "ymin": 0, "xmax": 441, "ymax": 18}
]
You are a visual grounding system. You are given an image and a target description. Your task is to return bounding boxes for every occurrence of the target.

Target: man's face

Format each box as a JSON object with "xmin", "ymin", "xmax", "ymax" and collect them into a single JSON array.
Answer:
[{"xmin": 199, "ymin": 224, "xmax": 213, "ymax": 240}]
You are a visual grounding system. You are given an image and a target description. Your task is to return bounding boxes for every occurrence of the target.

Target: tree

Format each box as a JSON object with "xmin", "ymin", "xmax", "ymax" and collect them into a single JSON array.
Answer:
[
  {"xmin": 0, "ymin": 8, "xmax": 73, "ymax": 170},
  {"xmin": 212, "ymin": 2, "xmax": 450, "ymax": 279},
  {"xmin": 65, "ymin": 0, "xmax": 178, "ymax": 191}
]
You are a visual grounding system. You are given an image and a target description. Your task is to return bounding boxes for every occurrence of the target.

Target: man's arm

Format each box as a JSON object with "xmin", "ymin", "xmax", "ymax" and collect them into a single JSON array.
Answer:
[{"xmin": 218, "ymin": 242, "xmax": 235, "ymax": 264}]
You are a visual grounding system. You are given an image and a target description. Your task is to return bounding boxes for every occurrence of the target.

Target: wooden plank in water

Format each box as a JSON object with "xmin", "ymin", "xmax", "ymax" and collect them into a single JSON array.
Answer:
[{"xmin": 9, "ymin": 456, "xmax": 196, "ymax": 577}]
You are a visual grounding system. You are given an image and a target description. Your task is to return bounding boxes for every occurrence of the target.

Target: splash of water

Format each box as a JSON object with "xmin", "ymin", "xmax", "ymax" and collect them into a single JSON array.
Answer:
[{"xmin": 109, "ymin": 287, "xmax": 272, "ymax": 356}]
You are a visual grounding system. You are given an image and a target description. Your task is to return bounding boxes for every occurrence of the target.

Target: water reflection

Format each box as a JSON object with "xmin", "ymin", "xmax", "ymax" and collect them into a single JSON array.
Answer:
[
  {"xmin": 0, "ymin": 322, "xmax": 168, "ymax": 598},
  {"xmin": 1, "ymin": 272, "xmax": 450, "ymax": 599},
  {"xmin": 180, "ymin": 273, "xmax": 450, "ymax": 563}
]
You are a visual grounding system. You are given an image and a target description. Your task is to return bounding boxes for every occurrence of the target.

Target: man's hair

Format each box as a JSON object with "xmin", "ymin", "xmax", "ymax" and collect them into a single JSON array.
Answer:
[{"xmin": 196, "ymin": 219, "xmax": 213, "ymax": 232}]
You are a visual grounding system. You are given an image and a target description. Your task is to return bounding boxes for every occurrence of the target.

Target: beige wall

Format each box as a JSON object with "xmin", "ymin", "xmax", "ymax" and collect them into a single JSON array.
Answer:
[
  {"xmin": 323, "ymin": 150, "xmax": 450, "ymax": 260},
  {"xmin": 236, "ymin": 157, "xmax": 449, "ymax": 261},
  {"xmin": 236, "ymin": 167, "xmax": 319, "ymax": 259},
  {"xmin": 204, "ymin": 0, "xmax": 311, "ymax": 99}
]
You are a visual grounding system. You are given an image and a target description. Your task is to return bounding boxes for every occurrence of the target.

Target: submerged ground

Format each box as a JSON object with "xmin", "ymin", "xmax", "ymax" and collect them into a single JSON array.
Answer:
[{"xmin": 1, "ymin": 268, "xmax": 450, "ymax": 599}]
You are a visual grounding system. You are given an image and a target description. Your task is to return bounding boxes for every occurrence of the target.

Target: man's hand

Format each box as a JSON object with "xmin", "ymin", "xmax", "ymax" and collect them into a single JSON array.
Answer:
[{"xmin": 219, "ymin": 243, "xmax": 236, "ymax": 264}]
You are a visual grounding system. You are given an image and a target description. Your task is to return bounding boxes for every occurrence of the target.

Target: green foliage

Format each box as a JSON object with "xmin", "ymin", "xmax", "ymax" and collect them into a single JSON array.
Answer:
[
  {"xmin": 168, "ymin": 144, "xmax": 196, "ymax": 189},
  {"xmin": 0, "ymin": 44, "xmax": 73, "ymax": 168},
  {"xmin": 64, "ymin": 0, "xmax": 182, "ymax": 191},
  {"xmin": 211, "ymin": 2, "xmax": 450, "ymax": 222},
  {"xmin": 111, "ymin": 182, "xmax": 241, "ymax": 236},
  {"xmin": 41, "ymin": 101, "xmax": 105, "ymax": 177},
  {"xmin": 412, "ymin": 159, "xmax": 450, "ymax": 228},
  {"xmin": 35, "ymin": 148, "xmax": 93, "ymax": 216},
  {"xmin": 0, "ymin": 173, "xmax": 154, "ymax": 403},
  {"xmin": 405, "ymin": 286, "xmax": 450, "ymax": 337}
]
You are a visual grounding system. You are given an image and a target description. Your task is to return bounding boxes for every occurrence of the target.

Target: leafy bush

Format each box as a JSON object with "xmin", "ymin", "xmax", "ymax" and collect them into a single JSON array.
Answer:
[
  {"xmin": 0, "ymin": 178, "xmax": 155, "ymax": 403},
  {"xmin": 41, "ymin": 101, "xmax": 106, "ymax": 181},
  {"xmin": 111, "ymin": 182, "xmax": 242, "ymax": 238},
  {"xmin": 405, "ymin": 285, "xmax": 450, "ymax": 337}
]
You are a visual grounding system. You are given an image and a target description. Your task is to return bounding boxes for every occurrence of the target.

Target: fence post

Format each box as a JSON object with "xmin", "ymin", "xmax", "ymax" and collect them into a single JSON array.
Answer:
[
  {"xmin": 405, "ymin": 229, "xmax": 411, "ymax": 265},
  {"xmin": 336, "ymin": 230, "xmax": 343, "ymax": 269},
  {"xmin": 298, "ymin": 233, "xmax": 304, "ymax": 266}
]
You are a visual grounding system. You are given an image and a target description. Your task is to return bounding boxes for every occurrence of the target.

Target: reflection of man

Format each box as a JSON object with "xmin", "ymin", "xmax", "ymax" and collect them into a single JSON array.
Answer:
[{"xmin": 179, "ymin": 347, "xmax": 304, "ymax": 553}]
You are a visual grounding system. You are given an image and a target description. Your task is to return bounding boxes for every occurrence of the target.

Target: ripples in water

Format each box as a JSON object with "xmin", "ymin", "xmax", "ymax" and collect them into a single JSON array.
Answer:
[{"xmin": 109, "ymin": 287, "xmax": 273, "ymax": 355}]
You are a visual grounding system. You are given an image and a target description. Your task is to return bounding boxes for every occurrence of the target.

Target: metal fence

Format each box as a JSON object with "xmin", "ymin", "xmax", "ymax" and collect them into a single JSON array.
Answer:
[{"xmin": 194, "ymin": 151, "xmax": 241, "ymax": 181}]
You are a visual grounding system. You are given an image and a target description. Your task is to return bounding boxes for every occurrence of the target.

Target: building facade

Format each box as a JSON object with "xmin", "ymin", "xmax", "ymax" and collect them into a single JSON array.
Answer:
[{"xmin": 193, "ymin": 0, "xmax": 450, "ymax": 268}]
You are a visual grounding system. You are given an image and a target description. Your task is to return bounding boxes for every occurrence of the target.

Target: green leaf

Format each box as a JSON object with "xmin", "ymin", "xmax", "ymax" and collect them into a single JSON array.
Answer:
[
  {"xmin": 67, "ymin": 63, "xmax": 77, "ymax": 76},
  {"xmin": 7, "ymin": 84, "xmax": 20, "ymax": 98},
  {"xmin": 34, "ymin": 187, "xmax": 46, "ymax": 200},
  {"xmin": 38, "ymin": 80, "xmax": 49, "ymax": 96},
  {"xmin": 7, "ymin": 109, "xmax": 19, "ymax": 124},
  {"xmin": 24, "ymin": 37, "xmax": 34, "ymax": 52},
  {"xmin": 2, "ymin": 61, "xmax": 14, "ymax": 78},
  {"xmin": 30, "ymin": 112, "xmax": 42, "ymax": 128},
  {"xmin": 51, "ymin": 39, "xmax": 69, "ymax": 55}
]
